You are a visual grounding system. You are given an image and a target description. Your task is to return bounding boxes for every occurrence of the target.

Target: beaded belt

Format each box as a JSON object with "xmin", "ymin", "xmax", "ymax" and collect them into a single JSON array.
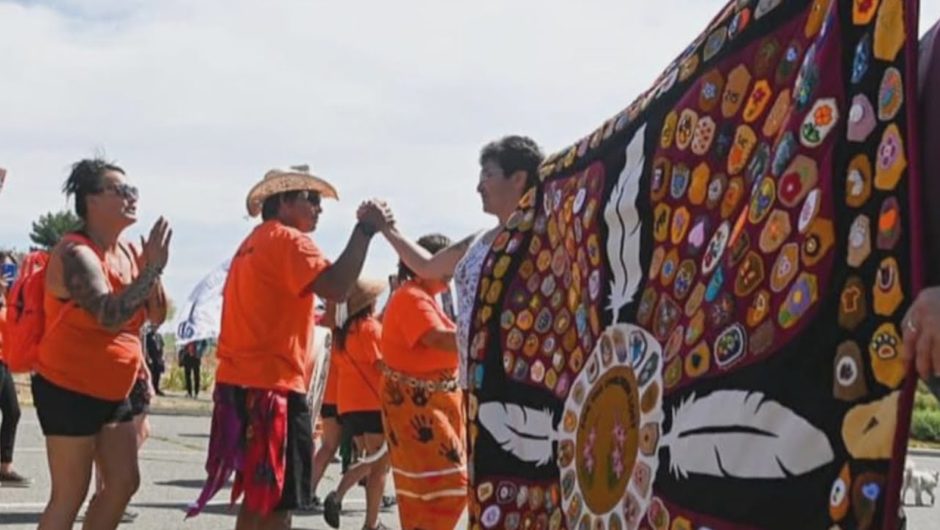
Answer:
[{"xmin": 379, "ymin": 363, "xmax": 460, "ymax": 393}]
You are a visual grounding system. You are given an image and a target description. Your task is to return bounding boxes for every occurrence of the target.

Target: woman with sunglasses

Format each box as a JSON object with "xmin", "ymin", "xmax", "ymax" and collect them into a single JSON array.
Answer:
[{"xmin": 31, "ymin": 158, "xmax": 171, "ymax": 529}]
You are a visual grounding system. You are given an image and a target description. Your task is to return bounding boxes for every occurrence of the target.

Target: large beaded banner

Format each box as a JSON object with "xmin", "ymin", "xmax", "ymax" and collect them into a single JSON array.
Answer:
[{"xmin": 466, "ymin": 1, "xmax": 924, "ymax": 529}]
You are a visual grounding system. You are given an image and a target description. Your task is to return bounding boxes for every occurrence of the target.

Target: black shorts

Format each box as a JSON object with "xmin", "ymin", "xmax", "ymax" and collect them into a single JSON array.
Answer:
[
  {"xmin": 129, "ymin": 378, "xmax": 151, "ymax": 416},
  {"xmin": 320, "ymin": 402, "xmax": 339, "ymax": 420},
  {"xmin": 340, "ymin": 410, "xmax": 384, "ymax": 437},
  {"xmin": 31, "ymin": 374, "xmax": 133, "ymax": 437},
  {"xmin": 233, "ymin": 387, "xmax": 312, "ymax": 512}
]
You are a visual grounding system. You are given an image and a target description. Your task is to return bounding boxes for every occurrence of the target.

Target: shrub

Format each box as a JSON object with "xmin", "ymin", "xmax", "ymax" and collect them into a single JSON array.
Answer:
[
  {"xmin": 914, "ymin": 391, "xmax": 939, "ymax": 412},
  {"xmin": 158, "ymin": 348, "xmax": 217, "ymax": 393},
  {"xmin": 914, "ymin": 381, "xmax": 940, "ymax": 411},
  {"xmin": 911, "ymin": 409, "xmax": 940, "ymax": 442}
]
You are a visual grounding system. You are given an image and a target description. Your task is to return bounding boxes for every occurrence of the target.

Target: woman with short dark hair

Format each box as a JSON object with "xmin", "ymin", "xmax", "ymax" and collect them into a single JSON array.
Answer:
[
  {"xmin": 32, "ymin": 158, "xmax": 171, "ymax": 529},
  {"xmin": 376, "ymin": 135, "xmax": 544, "ymax": 390}
]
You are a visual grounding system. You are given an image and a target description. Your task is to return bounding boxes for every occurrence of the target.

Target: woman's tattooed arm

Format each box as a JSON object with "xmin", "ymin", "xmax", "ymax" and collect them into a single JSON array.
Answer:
[{"xmin": 61, "ymin": 243, "xmax": 162, "ymax": 332}]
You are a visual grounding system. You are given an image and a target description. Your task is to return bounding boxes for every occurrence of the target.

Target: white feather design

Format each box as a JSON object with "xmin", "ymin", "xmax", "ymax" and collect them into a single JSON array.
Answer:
[
  {"xmin": 604, "ymin": 123, "xmax": 647, "ymax": 318},
  {"xmin": 478, "ymin": 401, "xmax": 556, "ymax": 467},
  {"xmin": 661, "ymin": 390, "xmax": 834, "ymax": 480}
]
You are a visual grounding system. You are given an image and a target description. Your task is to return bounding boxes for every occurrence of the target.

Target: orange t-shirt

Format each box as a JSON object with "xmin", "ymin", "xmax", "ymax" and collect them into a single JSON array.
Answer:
[
  {"xmin": 336, "ymin": 317, "xmax": 384, "ymax": 413},
  {"xmin": 37, "ymin": 239, "xmax": 146, "ymax": 401},
  {"xmin": 381, "ymin": 281, "xmax": 457, "ymax": 375},
  {"xmin": 215, "ymin": 221, "xmax": 330, "ymax": 394}
]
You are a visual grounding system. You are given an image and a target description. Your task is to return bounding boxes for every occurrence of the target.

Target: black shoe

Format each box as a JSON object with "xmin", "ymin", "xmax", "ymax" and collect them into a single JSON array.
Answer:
[
  {"xmin": 380, "ymin": 495, "xmax": 397, "ymax": 511},
  {"xmin": 301, "ymin": 495, "xmax": 323, "ymax": 513},
  {"xmin": 0, "ymin": 470, "xmax": 32, "ymax": 488},
  {"xmin": 323, "ymin": 491, "xmax": 342, "ymax": 529}
]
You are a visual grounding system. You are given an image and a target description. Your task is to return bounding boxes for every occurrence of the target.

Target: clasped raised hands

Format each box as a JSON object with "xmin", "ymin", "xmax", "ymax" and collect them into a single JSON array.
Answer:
[{"xmin": 357, "ymin": 199, "xmax": 395, "ymax": 234}]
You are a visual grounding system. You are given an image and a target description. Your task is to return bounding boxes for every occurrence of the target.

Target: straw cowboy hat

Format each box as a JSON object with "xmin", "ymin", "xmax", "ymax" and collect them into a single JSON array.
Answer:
[
  {"xmin": 345, "ymin": 277, "xmax": 387, "ymax": 318},
  {"xmin": 245, "ymin": 164, "xmax": 339, "ymax": 217}
]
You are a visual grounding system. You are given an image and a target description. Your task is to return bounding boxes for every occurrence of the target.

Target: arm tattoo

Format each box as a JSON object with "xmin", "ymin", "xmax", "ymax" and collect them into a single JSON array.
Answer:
[{"xmin": 61, "ymin": 246, "xmax": 162, "ymax": 331}]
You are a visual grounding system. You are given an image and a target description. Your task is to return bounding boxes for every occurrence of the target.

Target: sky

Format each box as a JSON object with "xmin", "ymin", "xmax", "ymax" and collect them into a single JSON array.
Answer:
[{"xmin": 2, "ymin": 0, "xmax": 940, "ymax": 326}]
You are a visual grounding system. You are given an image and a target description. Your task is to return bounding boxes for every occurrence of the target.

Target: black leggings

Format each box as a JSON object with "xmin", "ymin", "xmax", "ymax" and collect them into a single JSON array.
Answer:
[
  {"xmin": 183, "ymin": 357, "xmax": 200, "ymax": 397},
  {"xmin": 0, "ymin": 362, "xmax": 21, "ymax": 464}
]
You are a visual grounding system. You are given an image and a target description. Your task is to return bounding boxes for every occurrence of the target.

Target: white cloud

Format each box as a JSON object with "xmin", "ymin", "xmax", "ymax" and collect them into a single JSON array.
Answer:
[{"xmin": 1, "ymin": 0, "xmax": 939, "ymax": 309}]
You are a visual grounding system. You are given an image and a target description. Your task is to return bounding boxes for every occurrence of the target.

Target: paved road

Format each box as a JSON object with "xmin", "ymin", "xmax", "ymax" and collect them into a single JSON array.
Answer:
[
  {"xmin": 2, "ymin": 407, "xmax": 938, "ymax": 529},
  {"xmin": 902, "ymin": 451, "xmax": 940, "ymax": 530},
  {"xmin": 0, "ymin": 407, "xmax": 396, "ymax": 530}
]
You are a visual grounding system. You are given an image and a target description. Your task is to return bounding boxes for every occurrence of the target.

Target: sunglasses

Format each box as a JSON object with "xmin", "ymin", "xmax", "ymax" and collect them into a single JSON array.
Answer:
[
  {"xmin": 297, "ymin": 191, "xmax": 321, "ymax": 207},
  {"xmin": 97, "ymin": 183, "xmax": 139, "ymax": 201}
]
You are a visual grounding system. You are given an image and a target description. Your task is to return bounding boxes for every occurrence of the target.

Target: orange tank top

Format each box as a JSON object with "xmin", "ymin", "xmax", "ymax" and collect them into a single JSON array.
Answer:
[{"xmin": 37, "ymin": 238, "xmax": 147, "ymax": 401}]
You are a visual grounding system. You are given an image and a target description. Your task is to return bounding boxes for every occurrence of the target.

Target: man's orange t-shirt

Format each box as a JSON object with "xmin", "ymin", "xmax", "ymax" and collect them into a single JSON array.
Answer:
[
  {"xmin": 381, "ymin": 281, "xmax": 457, "ymax": 375},
  {"xmin": 215, "ymin": 221, "xmax": 330, "ymax": 394},
  {"xmin": 337, "ymin": 317, "xmax": 384, "ymax": 413}
]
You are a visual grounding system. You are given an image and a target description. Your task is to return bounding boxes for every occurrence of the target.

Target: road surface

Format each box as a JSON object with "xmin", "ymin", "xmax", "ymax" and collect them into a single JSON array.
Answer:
[{"xmin": 2, "ymin": 407, "xmax": 938, "ymax": 529}]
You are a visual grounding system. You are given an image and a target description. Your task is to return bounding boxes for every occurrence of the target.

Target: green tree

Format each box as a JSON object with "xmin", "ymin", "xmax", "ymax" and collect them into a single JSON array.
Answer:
[{"xmin": 29, "ymin": 210, "xmax": 82, "ymax": 250}]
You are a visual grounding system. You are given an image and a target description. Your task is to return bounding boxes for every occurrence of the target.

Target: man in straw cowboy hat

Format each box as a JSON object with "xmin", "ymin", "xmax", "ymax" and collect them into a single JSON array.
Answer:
[{"xmin": 189, "ymin": 166, "xmax": 393, "ymax": 530}]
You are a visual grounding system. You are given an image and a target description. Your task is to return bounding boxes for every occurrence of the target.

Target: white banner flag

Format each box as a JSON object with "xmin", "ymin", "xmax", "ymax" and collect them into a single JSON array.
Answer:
[{"xmin": 175, "ymin": 259, "xmax": 231, "ymax": 346}]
